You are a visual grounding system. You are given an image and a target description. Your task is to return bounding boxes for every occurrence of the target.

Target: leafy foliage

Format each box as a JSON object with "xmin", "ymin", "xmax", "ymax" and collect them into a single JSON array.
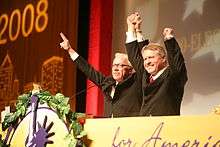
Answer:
[
  {"xmin": 65, "ymin": 112, "xmax": 87, "ymax": 146},
  {"xmin": 1, "ymin": 91, "xmax": 87, "ymax": 147},
  {"xmin": 2, "ymin": 93, "xmax": 31, "ymax": 130}
]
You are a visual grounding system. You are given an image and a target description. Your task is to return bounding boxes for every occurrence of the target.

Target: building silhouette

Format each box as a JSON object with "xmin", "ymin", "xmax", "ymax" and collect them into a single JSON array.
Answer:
[
  {"xmin": 41, "ymin": 56, "xmax": 64, "ymax": 95},
  {"xmin": 0, "ymin": 55, "xmax": 64, "ymax": 114},
  {"xmin": 0, "ymin": 53, "xmax": 19, "ymax": 112}
]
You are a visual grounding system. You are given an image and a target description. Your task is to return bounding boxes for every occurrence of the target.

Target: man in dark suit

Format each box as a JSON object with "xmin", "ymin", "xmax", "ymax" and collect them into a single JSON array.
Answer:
[
  {"xmin": 125, "ymin": 13, "xmax": 188, "ymax": 116},
  {"xmin": 59, "ymin": 33, "xmax": 142, "ymax": 117}
]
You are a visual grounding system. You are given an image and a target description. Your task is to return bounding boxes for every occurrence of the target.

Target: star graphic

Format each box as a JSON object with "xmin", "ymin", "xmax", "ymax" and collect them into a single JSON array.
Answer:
[
  {"xmin": 192, "ymin": 31, "xmax": 220, "ymax": 62},
  {"xmin": 182, "ymin": 0, "xmax": 207, "ymax": 20}
]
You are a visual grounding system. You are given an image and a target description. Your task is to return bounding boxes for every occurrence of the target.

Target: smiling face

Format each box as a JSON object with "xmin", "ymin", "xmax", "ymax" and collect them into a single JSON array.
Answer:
[
  {"xmin": 111, "ymin": 53, "xmax": 132, "ymax": 82},
  {"xmin": 142, "ymin": 43, "xmax": 167, "ymax": 75}
]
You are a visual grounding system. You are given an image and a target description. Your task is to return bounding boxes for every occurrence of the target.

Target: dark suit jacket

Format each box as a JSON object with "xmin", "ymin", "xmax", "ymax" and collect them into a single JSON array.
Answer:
[
  {"xmin": 75, "ymin": 56, "xmax": 142, "ymax": 117},
  {"xmin": 126, "ymin": 38, "xmax": 188, "ymax": 116}
]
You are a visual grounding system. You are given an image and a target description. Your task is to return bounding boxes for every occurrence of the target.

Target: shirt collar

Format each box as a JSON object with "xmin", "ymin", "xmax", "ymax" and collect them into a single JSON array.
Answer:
[{"xmin": 152, "ymin": 66, "xmax": 168, "ymax": 80}]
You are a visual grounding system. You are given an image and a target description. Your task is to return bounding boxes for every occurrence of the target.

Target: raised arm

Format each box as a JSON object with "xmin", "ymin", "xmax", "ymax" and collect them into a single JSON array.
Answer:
[
  {"xmin": 59, "ymin": 32, "xmax": 107, "ymax": 86},
  {"xmin": 163, "ymin": 28, "xmax": 188, "ymax": 83},
  {"xmin": 125, "ymin": 13, "xmax": 148, "ymax": 74}
]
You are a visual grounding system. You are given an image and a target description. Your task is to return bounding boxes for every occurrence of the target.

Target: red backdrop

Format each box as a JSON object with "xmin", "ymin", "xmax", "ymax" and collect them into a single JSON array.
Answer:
[{"xmin": 86, "ymin": 0, "xmax": 113, "ymax": 117}]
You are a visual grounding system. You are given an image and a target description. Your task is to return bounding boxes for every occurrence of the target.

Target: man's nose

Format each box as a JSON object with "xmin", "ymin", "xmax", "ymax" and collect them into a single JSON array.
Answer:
[
  {"xmin": 113, "ymin": 67, "xmax": 119, "ymax": 71},
  {"xmin": 146, "ymin": 60, "xmax": 152, "ymax": 66},
  {"xmin": 145, "ymin": 59, "xmax": 150, "ymax": 64}
]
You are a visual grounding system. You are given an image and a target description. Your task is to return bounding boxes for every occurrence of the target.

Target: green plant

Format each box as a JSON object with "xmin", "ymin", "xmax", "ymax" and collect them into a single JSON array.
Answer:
[{"xmin": 1, "ymin": 91, "xmax": 86, "ymax": 147}]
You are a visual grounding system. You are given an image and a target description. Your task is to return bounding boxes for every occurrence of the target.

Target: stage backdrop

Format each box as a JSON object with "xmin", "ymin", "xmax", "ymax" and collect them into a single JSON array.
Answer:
[
  {"xmin": 0, "ymin": 0, "xmax": 78, "ymax": 111},
  {"xmin": 112, "ymin": 0, "xmax": 220, "ymax": 115}
]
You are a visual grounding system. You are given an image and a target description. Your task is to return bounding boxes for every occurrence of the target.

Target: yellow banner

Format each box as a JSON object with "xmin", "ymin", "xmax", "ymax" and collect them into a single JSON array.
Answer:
[{"xmin": 84, "ymin": 115, "xmax": 220, "ymax": 147}]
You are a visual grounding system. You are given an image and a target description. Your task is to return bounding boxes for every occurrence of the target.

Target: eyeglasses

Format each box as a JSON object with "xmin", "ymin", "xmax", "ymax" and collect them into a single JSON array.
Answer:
[{"xmin": 112, "ymin": 64, "xmax": 131, "ymax": 68}]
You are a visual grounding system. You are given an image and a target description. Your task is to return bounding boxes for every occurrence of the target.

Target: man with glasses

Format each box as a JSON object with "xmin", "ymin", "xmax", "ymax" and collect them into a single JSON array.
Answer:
[{"xmin": 60, "ymin": 33, "xmax": 142, "ymax": 118}]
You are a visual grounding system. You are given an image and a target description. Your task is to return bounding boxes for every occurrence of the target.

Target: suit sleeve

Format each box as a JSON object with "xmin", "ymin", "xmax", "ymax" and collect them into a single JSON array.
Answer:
[
  {"xmin": 125, "ymin": 40, "xmax": 149, "ymax": 75},
  {"xmin": 75, "ymin": 56, "xmax": 106, "ymax": 87},
  {"xmin": 164, "ymin": 38, "xmax": 188, "ymax": 84}
]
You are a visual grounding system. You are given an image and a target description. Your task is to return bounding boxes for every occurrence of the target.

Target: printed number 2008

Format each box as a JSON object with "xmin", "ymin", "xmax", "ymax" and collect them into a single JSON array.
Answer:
[{"xmin": 0, "ymin": 0, "xmax": 48, "ymax": 45}]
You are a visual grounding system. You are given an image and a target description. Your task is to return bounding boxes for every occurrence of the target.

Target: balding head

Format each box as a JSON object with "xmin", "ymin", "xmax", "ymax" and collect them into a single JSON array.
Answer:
[{"xmin": 112, "ymin": 53, "xmax": 133, "ymax": 82}]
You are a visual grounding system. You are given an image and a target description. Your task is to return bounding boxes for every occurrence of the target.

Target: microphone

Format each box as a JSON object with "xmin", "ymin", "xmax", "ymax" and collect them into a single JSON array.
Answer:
[{"xmin": 69, "ymin": 82, "xmax": 96, "ymax": 99}]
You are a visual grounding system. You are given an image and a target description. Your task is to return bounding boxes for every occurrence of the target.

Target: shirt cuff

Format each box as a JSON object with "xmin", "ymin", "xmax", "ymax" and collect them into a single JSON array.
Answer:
[
  {"xmin": 136, "ymin": 32, "xmax": 145, "ymax": 42},
  {"xmin": 69, "ymin": 49, "xmax": 79, "ymax": 61},
  {"xmin": 126, "ymin": 31, "xmax": 137, "ymax": 43},
  {"xmin": 164, "ymin": 34, "xmax": 174, "ymax": 41}
]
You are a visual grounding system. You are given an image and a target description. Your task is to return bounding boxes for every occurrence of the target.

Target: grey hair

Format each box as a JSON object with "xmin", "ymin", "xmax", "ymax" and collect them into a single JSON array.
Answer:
[
  {"xmin": 114, "ymin": 53, "xmax": 132, "ymax": 67},
  {"xmin": 141, "ymin": 42, "xmax": 167, "ymax": 59}
]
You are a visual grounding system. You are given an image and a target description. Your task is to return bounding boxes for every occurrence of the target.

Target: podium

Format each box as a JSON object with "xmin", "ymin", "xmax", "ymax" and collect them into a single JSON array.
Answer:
[
  {"xmin": 1, "ymin": 111, "xmax": 220, "ymax": 146},
  {"xmin": 1, "ymin": 84, "xmax": 220, "ymax": 147},
  {"xmin": 84, "ymin": 115, "xmax": 220, "ymax": 147}
]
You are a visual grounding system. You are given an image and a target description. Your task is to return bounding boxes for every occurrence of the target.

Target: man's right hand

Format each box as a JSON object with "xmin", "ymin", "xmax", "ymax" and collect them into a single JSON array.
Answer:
[
  {"xmin": 59, "ymin": 32, "xmax": 79, "ymax": 60},
  {"xmin": 60, "ymin": 32, "xmax": 71, "ymax": 50},
  {"xmin": 134, "ymin": 12, "xmax": 142, "ymax": 32},
  {"xmin": 127, "ymin": 12, "xmax": 142, "ymax": 32},
  {"xmin": 127, "ymin": 13, "xmax": 136, "ymax": 32}
]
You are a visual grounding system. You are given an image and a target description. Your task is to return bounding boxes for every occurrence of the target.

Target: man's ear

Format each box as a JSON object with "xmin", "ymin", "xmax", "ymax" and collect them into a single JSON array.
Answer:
[
  {"xmin": 162, "ymin": 57, "xmax": 167, "ymax": 65},
  {"xmin": 128, "ymin": 68, "xmax": 134, "ymax": 74},
  {"xmin": 123, "ymin": 68, "xmax": 132, "ymax": 79}
]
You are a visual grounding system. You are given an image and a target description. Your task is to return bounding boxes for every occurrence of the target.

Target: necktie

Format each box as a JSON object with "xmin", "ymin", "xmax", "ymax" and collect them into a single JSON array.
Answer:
[{"xmin": 149, "ymin": 75, "xmax": 154, "ymax": 84}]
